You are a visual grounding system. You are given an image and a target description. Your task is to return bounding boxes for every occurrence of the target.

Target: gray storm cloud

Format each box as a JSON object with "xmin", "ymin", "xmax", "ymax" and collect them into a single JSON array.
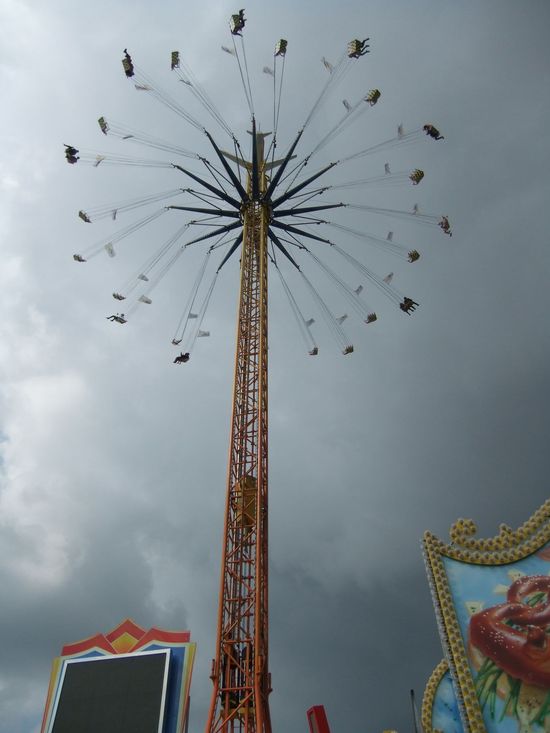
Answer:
[{"xmin": 0, "ymin": 1, "xmax": 549, "ymax": 732}]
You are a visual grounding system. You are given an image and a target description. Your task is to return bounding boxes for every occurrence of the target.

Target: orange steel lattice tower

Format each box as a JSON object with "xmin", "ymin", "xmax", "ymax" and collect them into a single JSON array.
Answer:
[{"xmin": 206, "ymin": 127, "xmax": 272, "ymax": 733}]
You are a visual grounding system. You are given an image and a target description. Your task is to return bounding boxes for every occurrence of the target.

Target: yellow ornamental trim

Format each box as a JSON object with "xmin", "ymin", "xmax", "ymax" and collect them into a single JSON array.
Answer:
[{"xmin": 421, "ymin": 658, "xmax": 448, "ymax": 733}]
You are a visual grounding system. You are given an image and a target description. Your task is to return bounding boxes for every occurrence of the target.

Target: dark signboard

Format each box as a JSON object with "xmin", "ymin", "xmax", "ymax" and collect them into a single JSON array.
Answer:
[{"xmin": 50, "ymin": 650, "xmax": 169, "ymax": 733}]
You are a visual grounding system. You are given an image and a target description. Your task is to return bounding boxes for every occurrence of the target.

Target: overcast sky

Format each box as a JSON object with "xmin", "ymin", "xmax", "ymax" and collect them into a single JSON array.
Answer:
[{"xmin": 1, "ymin": 1, "xmax": 550, "ymax": 732}]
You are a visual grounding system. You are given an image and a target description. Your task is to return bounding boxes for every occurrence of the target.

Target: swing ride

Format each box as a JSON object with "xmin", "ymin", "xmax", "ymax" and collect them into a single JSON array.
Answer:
[{"xmin": 65, "ymin": 12, "xmax": 450, "ymax": 733}]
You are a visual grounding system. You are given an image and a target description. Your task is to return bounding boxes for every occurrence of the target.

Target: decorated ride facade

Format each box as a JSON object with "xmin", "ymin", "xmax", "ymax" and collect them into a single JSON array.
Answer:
[
  {"xmin": 422, "ymin": 500, "xmax": 550, "ymax": 733},
  {"xmin": 41, "ymin": 619, "xmax": 195, "ymax": 733}
]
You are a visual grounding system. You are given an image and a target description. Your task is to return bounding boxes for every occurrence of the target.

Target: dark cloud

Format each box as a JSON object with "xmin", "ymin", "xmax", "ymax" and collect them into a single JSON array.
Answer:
[{"xmin": 0, "ymin": 1, "xmax": 549, "ymax": 732}]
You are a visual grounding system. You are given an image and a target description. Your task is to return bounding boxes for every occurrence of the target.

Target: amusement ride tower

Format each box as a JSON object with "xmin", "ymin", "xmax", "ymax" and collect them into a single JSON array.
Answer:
[
  {"xmin": 66, "ymin": 12, "xmax": 450, "ymax": 733},
  {"xmin": 203, "ymin": 120, "xmax": 346, "ymax": 733},
  {"xmin": 205, "ymin": 124, "xmax": 273, "ymax": 733}
]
